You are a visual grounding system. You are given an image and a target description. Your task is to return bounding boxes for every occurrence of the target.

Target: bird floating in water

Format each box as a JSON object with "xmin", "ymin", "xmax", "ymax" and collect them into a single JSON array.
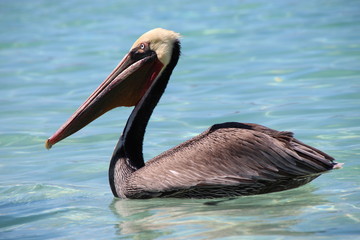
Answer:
[{"xmin": 46, "ymin": 28, "xmax": 341, "ymax": 199}]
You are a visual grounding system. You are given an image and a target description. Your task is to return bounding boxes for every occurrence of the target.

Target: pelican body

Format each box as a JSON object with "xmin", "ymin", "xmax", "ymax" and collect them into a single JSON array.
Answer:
[{"xmin": 46, "ymin": 28, "xmax": 340, "ymax": 199}]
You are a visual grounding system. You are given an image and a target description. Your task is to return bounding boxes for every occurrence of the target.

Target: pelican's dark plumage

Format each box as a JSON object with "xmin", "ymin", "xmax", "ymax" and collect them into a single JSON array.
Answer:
[{"xmin": 46, "ymin": 28, "xmax": 341, "ymax": 199}]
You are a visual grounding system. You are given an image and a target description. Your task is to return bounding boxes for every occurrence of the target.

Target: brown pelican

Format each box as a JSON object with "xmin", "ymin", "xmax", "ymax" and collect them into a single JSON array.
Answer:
[{"xmin": 45, "ymin": 28, "xmax": 341, "ymax": 199}]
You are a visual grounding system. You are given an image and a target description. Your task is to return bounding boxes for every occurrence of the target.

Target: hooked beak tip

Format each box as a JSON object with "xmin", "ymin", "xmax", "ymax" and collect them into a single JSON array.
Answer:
[{"xmin": 45, "ymin": 139, "xmax": 53, "ymax": 150}]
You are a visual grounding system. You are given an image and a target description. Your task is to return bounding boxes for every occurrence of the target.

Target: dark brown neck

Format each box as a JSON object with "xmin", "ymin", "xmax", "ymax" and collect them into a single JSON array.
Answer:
[{"xmin": 109, "ymin": 41, "xmax": 181, "ymax": 197}]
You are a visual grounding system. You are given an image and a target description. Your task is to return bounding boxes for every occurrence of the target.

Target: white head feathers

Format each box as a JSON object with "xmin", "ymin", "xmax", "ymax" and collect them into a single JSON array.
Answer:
[{"xmin": 131, "ymin": 28, "xmax": 181, "ymax": 66}]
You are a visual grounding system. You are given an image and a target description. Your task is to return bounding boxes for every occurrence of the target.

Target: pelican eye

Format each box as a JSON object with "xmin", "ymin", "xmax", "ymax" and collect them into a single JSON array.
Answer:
[
  {"xmin": 138, "ymin": 42, "xmax": 150, "ymax": 52},
  {"xmin": 130, "ymin": 42, "xmax": 152, "ymax": 61}
]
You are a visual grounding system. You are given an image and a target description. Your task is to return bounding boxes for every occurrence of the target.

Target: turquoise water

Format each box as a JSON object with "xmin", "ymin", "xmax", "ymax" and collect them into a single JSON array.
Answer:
[{"xmin": 1, "ymin": 0, "xmax": 359, "ymax": 239}]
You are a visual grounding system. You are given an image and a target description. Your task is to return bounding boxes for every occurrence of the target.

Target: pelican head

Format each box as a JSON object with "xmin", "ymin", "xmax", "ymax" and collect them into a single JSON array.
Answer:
[{"xmin": 46, "ymin": 28, "xmax": 181, "ymax": 149}]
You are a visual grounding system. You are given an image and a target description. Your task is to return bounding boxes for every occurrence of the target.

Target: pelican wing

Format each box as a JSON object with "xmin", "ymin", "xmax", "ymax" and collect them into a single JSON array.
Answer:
[{"xmin": 126, "ymin": 122, "xmax": 335, "ymax": 198}]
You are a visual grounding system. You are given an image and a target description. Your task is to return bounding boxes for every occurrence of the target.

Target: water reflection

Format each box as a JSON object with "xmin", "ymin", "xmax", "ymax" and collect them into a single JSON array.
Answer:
[{"xmin": 110, "ymin": 186, "xmax": 329, "ymax": 239}]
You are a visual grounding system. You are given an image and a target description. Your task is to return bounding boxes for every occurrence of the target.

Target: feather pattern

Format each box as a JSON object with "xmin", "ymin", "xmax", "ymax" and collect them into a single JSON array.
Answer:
[{"xmin": 117, "ymin": 122, "xmax": 336, "ymax": 199}]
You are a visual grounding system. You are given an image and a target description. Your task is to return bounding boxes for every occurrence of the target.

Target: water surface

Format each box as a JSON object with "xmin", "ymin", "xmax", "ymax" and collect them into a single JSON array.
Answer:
[{"xmin": 1, "ymin": 0, "xmax": 359, "ymax": 239}]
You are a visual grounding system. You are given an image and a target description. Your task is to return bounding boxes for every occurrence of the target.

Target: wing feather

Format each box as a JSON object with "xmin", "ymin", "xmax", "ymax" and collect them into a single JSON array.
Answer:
[{"xmin": 127, "ymin": 122, "xmax": 336, "ymax": 197}]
